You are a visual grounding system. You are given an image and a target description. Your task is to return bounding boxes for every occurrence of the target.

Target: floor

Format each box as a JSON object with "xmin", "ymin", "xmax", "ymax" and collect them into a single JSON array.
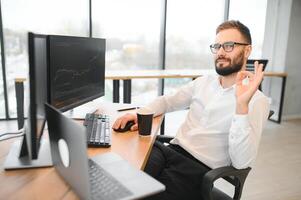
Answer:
[
  {"xmin": 1, "ymin": 117, "xmax": 301, "ymax": 200},
  {"xmin": 241, "ymin": 119, "xmax": 301, "ymax": 200},
  {"xmin": 212, "ymin": 119, "xmax": 301, "ymax": 200}
]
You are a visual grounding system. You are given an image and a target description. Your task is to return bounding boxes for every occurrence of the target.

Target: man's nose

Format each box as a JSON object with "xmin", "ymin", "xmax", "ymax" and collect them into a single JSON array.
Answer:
[{"xmin": 216, "ymin": 46, "xmax": 226, "ymax": 56}]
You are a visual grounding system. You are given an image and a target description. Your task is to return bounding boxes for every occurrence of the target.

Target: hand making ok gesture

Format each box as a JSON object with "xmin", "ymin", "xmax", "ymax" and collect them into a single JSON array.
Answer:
[{"xmin": 235, "ymin": 61, "xmax": 264, "ymax": 114}]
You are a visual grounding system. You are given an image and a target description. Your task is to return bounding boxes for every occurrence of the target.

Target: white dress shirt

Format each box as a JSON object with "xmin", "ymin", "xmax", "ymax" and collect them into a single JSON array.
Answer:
[{"xmin": 145, "ymin": 75, "xmax": 270, "ymax": 169}]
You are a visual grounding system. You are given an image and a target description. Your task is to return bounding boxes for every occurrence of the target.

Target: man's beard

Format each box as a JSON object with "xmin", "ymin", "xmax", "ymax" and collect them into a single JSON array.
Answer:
[{"xmin": 215, "ymin": 52, "xmax": 244, "ymax": 76}]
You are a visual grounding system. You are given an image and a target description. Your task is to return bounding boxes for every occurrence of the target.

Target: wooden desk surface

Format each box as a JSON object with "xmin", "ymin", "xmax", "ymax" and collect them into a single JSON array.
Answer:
[
  {"xmin": 0, "ymin": 106, "xmax": 163, "ymax": 200},
  {"xmin": 105, "ymin": 69, "xmax": 288, "ymax": 80}
]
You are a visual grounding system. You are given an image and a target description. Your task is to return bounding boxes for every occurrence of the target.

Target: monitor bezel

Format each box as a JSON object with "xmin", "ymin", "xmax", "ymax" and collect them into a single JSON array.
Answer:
[{"xmin": 26, "ymin": 32, "xmax": 48, "ymax": 159}]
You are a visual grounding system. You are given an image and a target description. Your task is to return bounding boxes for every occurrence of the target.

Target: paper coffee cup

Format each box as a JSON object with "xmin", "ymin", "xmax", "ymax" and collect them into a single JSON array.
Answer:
[{"xmin": 137, "ymin": 108, "xmax": 154, "ymax": 136}]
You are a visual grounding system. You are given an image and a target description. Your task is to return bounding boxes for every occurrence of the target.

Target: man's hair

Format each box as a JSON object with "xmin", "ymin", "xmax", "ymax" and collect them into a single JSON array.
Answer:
[{"xmin": 216, "ymin": 20, "xmax": 252, "ymax": 45}]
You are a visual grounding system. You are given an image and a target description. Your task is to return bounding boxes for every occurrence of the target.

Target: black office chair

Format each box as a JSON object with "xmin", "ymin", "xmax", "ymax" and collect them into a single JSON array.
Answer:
[{"xmin": 156, "ymin": 110, "xmax": 274, "ymax": 200}]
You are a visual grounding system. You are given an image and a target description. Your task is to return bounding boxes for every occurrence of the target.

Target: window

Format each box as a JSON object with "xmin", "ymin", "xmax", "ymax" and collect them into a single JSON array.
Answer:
[
  {"xmin": 164, "ymin": 0, "xmax": 225, "ymax": 134},
  {"xmin": 1, "ymin": 0, "xmax": 89, "ymax": 117},
  {"xmin": 0, "ymin": 0, "xmax": 269, "ymax": 120},
  {"xmin": 165, "ymin": 0, "xmax": 225, "ymax": 70},
  {"xmin": 164, "ymin": 0, "xmax": 225, "ymax": 94},
  {"xmin": 229, "ymin": 0, "xmax": 268, "ymax": 58},
  {"xmin": 92, "ymin": 0, "xmax": 163, "ymax": 104},
  {"xmin": 0, "ymin": 52, "xmax": 4, "ymax": 118}
]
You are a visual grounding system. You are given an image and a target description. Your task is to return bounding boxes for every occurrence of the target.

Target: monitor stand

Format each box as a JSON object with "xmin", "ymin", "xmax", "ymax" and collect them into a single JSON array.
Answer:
[
  {"xmin": 63, "ymin": 101, "xmax": 98, "ymax": 119},
  {"xmin": 4, "ymin": 137, "xmax": 53, "ymax": 170}
]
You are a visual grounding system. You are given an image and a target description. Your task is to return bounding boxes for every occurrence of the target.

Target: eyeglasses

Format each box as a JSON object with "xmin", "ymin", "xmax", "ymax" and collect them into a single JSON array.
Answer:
[{"xmin": 209, "ymin": 41, "xmax": 249, "ymax": 54}]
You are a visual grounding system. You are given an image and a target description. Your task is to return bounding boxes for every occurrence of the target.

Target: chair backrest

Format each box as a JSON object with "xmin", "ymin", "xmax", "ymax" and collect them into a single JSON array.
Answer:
[{"xmin": 246, "ymin": 59, "xmax": 268, "ymax": 72}]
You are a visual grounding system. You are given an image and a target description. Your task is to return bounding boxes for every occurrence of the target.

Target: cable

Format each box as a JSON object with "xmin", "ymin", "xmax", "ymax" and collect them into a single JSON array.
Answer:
[
  {"xmin": 0, "ymin": 133, "xmax": 24, "ymax": 142},
  {"xmin": 0, "ymin": 128, "xmax": 24, "ymax": 138}
]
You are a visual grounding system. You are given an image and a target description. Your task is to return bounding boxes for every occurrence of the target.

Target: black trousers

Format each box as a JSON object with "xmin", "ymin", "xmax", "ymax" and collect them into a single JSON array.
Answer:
[{"xmin": 143, "ymin": 141, "xmax": 211, "ymax": 200}]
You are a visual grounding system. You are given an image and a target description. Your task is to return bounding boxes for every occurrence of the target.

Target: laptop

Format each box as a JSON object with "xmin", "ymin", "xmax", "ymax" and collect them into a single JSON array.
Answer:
[{"xmin": 45, "ymin": 103, "xmax": 165, "ymax": 200}]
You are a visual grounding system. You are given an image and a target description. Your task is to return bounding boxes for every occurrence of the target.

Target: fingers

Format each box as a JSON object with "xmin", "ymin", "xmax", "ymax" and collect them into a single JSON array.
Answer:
[
  {"xmin": 236, "ymin": 71, "xmax": 255, "ymax": 85},
  {"xmin": 236, "ymin": 68, "xmax": 263, "ymax": 92},
  {"xmin": 237, "ymin": 60, "xmax": 265, "ymax": 85},
  {"xmin": 253, "ymin": 62, "xmax": 264, "ymax": 86},
  {"xmin": 254, "ymin": 61, "xmax": 263, "ymax": 71},
  {"xmin": 254, "ymin": 61, "xmax": 264, "ymax": 77},
  {"xmin": 238, "ymin": 70, "xmax": 254, "ymax": 77},
  {"xmin": 254, "ymin": 61, "xmax": 259, "ymax": 74},
  {"xmin": 112, "ymin": 113, "xmax": 137, "ymax": 129},
  {"xmin": 130, "ymin": 124, "xmax": 138, "ymax": 131},
  {"xmin": 112, "ymin": 117, "xmax": 122, "ymax": 129}
]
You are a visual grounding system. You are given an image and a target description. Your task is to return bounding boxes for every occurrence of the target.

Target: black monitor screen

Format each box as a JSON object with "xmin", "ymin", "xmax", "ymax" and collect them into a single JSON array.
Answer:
[{"xmin": 47, "ymin": 35, "xmax": 106, "ymax": 111}]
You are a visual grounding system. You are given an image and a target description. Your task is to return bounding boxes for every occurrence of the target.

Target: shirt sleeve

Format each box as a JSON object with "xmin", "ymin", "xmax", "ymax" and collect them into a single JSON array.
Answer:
[
  {"xmin": 228, "ymin": 95, "xmax": 270, "ymax": 169},
  {"xmin": 144, "ymin": 79, "xmax": 196, "ymax": 117}
]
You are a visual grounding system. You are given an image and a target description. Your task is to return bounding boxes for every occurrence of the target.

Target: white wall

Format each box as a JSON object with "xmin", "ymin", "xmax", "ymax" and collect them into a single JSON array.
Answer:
[
  {"xmin": 262, "ymin": 0, "xmax": 301, "ymax": 119},
  {"xmin": 283, "ymin": 0, "xmax": 301, "ymax": 118}
]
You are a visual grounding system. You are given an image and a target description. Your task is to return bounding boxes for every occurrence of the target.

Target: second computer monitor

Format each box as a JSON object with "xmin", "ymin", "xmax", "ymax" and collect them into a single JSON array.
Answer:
[
  {"xmin": 4, "ymin": 32, "xmax": 52, "ymax": 169},
  {"xmin": 47, "ymin": 35, "xmax": 106, "ymax": 112}
]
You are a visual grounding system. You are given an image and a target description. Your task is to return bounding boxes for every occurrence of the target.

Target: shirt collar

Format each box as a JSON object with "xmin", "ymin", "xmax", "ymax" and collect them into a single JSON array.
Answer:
[{"xmin": 215, "ymin": 76, "xmax": 236, "ymax": 92}]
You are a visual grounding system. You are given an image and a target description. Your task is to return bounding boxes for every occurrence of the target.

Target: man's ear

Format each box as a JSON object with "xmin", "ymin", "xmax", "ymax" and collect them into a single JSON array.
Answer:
[{"xmin": 244, "ymin": 45, "xmax": 252, "ymax": 58}]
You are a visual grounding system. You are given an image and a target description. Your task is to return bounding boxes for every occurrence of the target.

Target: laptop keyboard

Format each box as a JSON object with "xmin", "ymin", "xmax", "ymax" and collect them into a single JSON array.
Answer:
[
  {"xmin": 84, "ymin": 113, "xmax": 111, "ymax": 147},
  {"xmin": 88, "ymin": 159, "xmax": 133, "ymax": 200}
]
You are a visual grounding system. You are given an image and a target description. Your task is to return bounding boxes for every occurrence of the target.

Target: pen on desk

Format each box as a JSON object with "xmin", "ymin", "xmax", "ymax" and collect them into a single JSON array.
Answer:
[{"xmin": 117, "ymin": 107, "xmax": 140, "ymax": 112}]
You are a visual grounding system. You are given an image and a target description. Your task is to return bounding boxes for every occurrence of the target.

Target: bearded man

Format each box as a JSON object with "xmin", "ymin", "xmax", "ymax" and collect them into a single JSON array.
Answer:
[{"xmin": 113, "ymin": 20, "xmax": 270, "ymax": 200}]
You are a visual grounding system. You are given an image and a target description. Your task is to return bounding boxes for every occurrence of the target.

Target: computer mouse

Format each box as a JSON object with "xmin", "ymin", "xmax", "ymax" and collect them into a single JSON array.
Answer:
[{"xmin": 113, "ymin": 121, "xmax": 135, "ymax": 132}]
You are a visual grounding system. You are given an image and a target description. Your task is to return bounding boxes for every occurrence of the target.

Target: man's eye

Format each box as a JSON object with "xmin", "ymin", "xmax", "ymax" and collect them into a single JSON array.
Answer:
[
  {"xmin": 224, "ymin": 44, "xmax": 233, "ymax": 49},
  {"xmin": 213, "ymin": 44, "xmax": 220, "ymax": 49}
]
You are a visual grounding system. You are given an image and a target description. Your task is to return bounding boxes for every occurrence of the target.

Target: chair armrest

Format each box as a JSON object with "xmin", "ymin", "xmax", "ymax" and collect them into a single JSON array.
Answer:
[
  {"xmin": 202, "ymin": 166, "xmax": 251, "ymax": 200},
  {"xmin": 156, "ymin": 135, "xmax": 174, "ymax": 143}
]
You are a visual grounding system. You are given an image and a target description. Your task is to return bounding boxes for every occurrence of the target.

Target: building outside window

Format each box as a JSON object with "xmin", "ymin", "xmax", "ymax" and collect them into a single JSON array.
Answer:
[
  {"xmin": 92, "ymin": 0, "xmax": 163, "ymax": 105},
  {"xmin": 164, "ymin": 0, "xmax": 225, "ymax": 95},
  {"xmin": 0, "ymin": 0, "xmax": 268, "ymax": 120},
  {"xmin": 1, "ymin": 0, "xmax": 89, "ymax": 118},
  {"xmin": 0, "ymin": 52, "xmax": 4, "ymax": 118},
  {"xmin": 229, "ymin": 0, "xmax": 267, "ymax": 59},
  {"xmin": 163, "ymin": 0, "xmax": 225, "ymax": 134}
]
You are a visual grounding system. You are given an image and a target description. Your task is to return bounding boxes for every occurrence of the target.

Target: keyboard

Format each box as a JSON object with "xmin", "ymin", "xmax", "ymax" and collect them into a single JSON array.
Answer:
[
  {"xmin": 84, "ymin": 113, "xmax": 111, "ymax": 147},
  {"xmin": 88, "ymin": 159, "xmax": 132, "ymax": 200}
]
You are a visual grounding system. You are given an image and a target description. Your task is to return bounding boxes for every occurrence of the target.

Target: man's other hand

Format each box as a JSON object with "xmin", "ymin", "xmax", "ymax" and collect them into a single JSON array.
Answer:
[{"xmin": 112, "ymin": 113, "xmax": 138, "ymax": 131}]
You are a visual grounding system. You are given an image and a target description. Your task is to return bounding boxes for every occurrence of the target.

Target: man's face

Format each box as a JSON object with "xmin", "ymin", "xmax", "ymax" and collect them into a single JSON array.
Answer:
[{"xmin": 213, "ymin": 29, "xmax": 250, "ymax": 76}]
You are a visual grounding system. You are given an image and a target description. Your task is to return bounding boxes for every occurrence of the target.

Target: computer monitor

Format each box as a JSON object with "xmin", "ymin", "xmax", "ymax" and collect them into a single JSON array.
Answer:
[
  {"xmin": 4, "ymin": 32, "xmax": 52, "ymax": 169},
  {"xmin": 47, "ymin": 35, "xmax": 106, "ymax": 112}
]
